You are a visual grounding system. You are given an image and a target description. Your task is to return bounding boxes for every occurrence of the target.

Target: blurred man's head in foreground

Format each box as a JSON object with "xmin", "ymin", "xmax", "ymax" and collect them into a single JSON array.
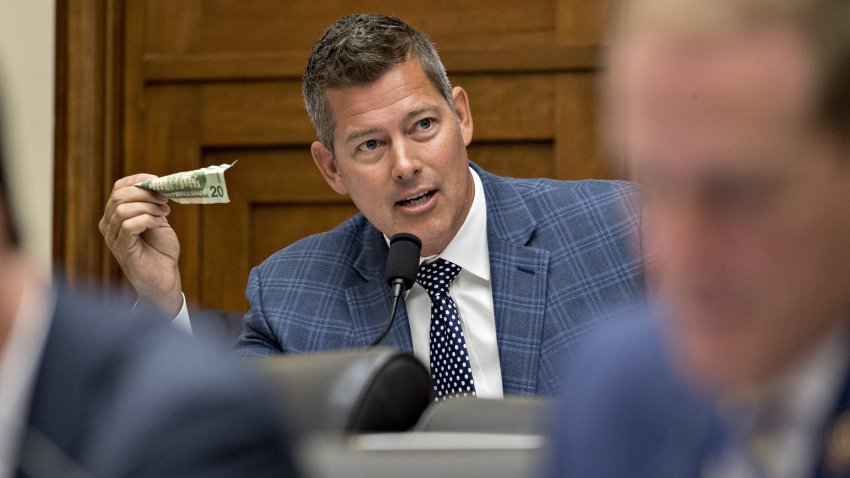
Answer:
[{"xmin": 604, "ymin": 0, "xmax": 850, "ymax": 393}]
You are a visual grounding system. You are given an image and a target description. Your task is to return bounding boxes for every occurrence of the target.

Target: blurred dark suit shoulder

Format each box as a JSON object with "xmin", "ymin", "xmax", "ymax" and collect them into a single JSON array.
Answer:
[
  {"xmin": 17, "ymin": 284, "xmax": 298, "ymax": 478},
  {"xmin": 547, "ymin": 308, "xmax": 850, "ymax": 478},
  {"xmin": 546, "ymin": 311, "xmax": 717, "ymax": 478}
]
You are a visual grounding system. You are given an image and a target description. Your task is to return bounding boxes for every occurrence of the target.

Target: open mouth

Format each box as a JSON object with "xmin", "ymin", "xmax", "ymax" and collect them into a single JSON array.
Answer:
[{"xmin": 397, "ymin": 190, "xmax": 435, "ymax": 207}]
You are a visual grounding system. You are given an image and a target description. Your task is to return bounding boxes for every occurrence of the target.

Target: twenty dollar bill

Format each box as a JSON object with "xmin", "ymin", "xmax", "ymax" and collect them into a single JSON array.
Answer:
[{"xmin": 135, "ymin": 162, "xmax": 237, "ymax": 204}]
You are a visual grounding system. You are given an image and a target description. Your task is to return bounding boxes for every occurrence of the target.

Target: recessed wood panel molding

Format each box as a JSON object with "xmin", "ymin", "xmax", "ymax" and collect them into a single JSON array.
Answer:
[{"xmin": 54, "ymin": 0, "xmax": 124, "ymax": 289}]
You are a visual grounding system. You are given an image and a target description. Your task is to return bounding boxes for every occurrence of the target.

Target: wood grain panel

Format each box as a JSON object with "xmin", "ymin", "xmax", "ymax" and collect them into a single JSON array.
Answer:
[
  {"xmin": 204, "ymin": 148, "xmax": 339, "ymax": 203},
  {"xmin": 144, "ymin": 0, "xmax": 556, "ymax": 55},
  {"xmin": 458, "ymin": 74, "xmax": 555, "ymax": 142},
  {"xmin": 201, "ymin": 81, "xmax": 312, "ymax": 146},
  {"xmin": 554, "ymin": 72, "xmax": 609, "ymax": 179},
  {"xmin": 143, "ymin": 47, "xmax": 599, "ymax": 82},
  {"xmin": 556, "ymin": 0, "xmax": 612, "ymax": 47},
  {"xmin": 468, "ymin": 143, "xmax": 554, "ymax": 179},
  {"xmin": 140, "ymin": 0, "xmax": 600, "ymax": 81},
  {"xmin": 54, "ymin": 0, "xmax": 122, "ymax": 288}
]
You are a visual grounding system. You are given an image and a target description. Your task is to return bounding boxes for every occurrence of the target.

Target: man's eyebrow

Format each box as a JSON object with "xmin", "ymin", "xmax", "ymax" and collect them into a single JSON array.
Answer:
[
  {"xmin": 345, "ymin": 127, "xmax": 381, "ymax": 145},
  {"xmin": 404, "ymin": 105, "xmax": 440, "ymax": 122},
  {"xmin": 344, "ymin": 106, "xmax": 443, "ymax": 145}
]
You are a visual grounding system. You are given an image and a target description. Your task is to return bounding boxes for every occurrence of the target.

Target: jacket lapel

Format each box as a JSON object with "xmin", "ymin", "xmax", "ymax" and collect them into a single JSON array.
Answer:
[
  {"xmin": 345, "ymin": 226, "xmax": 414, "ymax": 352},
  {"xmin": 475, "ymin": 164, "xmax": 550, "ymax": 395}
]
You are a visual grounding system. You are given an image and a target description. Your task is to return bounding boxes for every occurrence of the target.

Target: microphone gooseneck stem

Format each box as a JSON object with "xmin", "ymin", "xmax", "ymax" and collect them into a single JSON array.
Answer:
[{"xmin": 368, "ymin": 281, "xmax": 405, "ymax": 347}]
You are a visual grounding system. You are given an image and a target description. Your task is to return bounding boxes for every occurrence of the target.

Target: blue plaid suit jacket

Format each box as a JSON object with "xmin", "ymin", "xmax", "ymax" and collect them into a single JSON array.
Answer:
[{"xmin": 235, "ymin": 163, "xmax": 645, "ymax": 395}]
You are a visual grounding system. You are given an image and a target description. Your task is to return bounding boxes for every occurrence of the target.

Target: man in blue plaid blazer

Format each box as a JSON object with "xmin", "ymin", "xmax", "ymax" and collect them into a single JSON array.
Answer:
[
  {"xmin": 236, "ymin": 162, "xmax": 643, "ymax": 395},
  {"xmin": 101, "ymin": 15, "xmax": 644, "ymax": 395}
]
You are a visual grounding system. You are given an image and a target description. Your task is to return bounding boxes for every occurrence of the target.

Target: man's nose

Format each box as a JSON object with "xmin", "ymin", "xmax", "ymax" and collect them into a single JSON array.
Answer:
[{"xmin": 390, "ymin": 140, "xmax": 421, "ymax": 182}]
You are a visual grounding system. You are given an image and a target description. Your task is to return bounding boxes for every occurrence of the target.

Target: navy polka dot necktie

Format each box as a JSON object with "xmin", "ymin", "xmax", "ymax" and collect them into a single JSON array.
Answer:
[{"xmin": 416, "ymin": 258, "xmax": 476, "ymax": 401}]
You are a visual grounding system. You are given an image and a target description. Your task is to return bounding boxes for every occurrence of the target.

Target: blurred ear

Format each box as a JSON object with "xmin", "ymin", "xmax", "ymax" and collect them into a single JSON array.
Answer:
[
  {"xmin": 311, "ymin": 141, "xmax": 349, "ymax": 196},
  {"xmin": 451, "ymin": 86, "xmax": 474, "ymax": 146},
  {"xmin": 0, "ymin": 184, "xmax": 16, "ymax": 252}
]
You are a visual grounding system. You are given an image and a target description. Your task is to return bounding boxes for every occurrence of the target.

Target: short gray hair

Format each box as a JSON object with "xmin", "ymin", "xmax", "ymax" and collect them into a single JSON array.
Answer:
[{"xmin": 302, "ymin": 14, "xmax": 454, "ymax": 151}]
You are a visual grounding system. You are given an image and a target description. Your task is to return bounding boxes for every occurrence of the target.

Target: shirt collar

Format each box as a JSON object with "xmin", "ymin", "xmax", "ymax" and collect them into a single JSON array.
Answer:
[
  {"xmin": 782, "ymin": 326, "xmax": 850, "ymax": 430},
  {"xmin": 435, "ymin": 167, "xmax": 490, "ymax": 281},
  {"xmin": 719, "ymin": 324, "xmax": 850, "ymax": 435}
]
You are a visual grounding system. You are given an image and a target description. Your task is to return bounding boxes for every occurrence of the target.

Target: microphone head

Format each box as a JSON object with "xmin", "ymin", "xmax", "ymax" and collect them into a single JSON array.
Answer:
[{"xmin": 386, "ymin": 233, "xmax": 422, "ymax": 291}]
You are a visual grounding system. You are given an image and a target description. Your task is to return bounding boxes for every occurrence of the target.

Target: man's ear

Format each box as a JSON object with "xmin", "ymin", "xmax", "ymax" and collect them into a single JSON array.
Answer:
[
  {"xmin": 451, "ymin": 86, "xmax": 474, "ymax": 147},
  {"xmin": 311, "ymin": 141, "xmax": 348, "ymax": 196}
]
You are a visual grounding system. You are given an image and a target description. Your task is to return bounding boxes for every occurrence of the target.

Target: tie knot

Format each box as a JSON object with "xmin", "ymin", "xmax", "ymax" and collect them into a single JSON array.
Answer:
[{"xmin": 416, "ymin": 259, "xmax": 461, "ymax": 297}]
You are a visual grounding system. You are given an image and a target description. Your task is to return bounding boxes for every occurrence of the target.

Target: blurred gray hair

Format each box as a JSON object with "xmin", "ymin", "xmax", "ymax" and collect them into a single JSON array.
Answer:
[{"xmin": 609, "ymin": 0, "xmax": 850, "ymax": 145}]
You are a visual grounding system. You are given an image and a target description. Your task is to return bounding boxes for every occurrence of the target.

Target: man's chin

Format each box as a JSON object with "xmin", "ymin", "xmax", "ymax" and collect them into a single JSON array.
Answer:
[{"xmin": 393, "ymin": 223, "xmax": 454, "ymax": 256}]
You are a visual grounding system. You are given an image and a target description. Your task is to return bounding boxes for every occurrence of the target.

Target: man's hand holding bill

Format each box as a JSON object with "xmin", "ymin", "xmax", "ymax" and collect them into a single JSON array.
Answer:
[{"xmin": 99, "ymin": 174, "xmax": 183, "ymax": 317}]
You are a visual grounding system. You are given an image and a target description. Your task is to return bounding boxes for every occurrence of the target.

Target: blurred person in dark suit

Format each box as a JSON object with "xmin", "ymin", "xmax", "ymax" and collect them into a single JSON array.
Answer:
[
  {"xmin": 548, "ymin": 0, "xmax": 850, "ymax": 476},
  {"xmin": 0, "ymin": 107, "xmax": 297, "ymax": 476}
]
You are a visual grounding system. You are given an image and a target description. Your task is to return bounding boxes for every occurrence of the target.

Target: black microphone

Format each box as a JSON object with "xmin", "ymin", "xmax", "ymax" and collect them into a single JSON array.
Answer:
[{"xmin": 368, "ymin": 232, "xmax": 422, "ymax": 347}]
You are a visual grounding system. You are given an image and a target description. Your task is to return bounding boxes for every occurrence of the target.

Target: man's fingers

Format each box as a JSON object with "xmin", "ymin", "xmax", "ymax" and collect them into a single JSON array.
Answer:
[
  {"xmin": 111, "ymin": 213, "xmax": 167, "ymax": 253},
  {"xmin": 111, "ymin": 173, "xmax": 158, "ymax": 191},
  {"xmin": 100, "ymin": 198, "xmax": 161, "ymax": 237},
  {"xmin": 104, "ymin": 201, "xmax": 170, "ymax": 243},
  {"xmin": 103, "ymin": 176, "xmax": 168, "ymax": 227},
  {"xmin": 106, "ymin": 181, "xmax": 169, "ymax": 212}
]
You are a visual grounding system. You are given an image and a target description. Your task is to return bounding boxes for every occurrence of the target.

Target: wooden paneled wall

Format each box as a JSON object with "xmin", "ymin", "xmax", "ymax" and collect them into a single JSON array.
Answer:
[{"xmin": 56, "ymin": 0, "xmax": 612, "ymax": 312}]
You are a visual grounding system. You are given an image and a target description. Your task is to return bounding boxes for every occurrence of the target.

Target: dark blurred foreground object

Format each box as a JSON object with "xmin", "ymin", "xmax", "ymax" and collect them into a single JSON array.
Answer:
[
  {"xmin": 16, "ymin": 286, "xmax": 298, "ymax": 478},
  {"xmin": 252, "ymin": 347, "xmax": 431, "ymax": 437},
  {"xmin": 248, "ymin": 347, "xmax": 549, "ymax": 478},
  {"xmin": 189, "ymin": 308, "xmax": 244, "ymax": 346},
  {"xmin": 186, "ymin": 313, "xmax": 551, "ymax": 477}
]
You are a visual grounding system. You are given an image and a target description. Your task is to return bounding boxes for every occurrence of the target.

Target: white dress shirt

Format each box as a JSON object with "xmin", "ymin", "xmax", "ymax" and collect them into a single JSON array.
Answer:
[
  {"xmin": 405, "ymin": 168, "xmax": 503, "ymax": 399},
  {"xmin": 0, "ymin": 280, "xmax": 53, "ymax": 478},
  {"xmin": 168, "ymin": 293, "xmax": 192, "ymax": 333}
]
